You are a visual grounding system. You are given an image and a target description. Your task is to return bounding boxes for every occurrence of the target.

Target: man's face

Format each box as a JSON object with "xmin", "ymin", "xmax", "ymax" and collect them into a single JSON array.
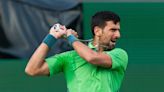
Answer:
[{"xmin": 99, "ymin": 21, "xmax": 120, "ymax": 50}]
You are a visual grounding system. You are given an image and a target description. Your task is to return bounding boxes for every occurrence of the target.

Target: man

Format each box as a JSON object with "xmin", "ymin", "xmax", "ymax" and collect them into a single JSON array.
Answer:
[{"xmin": 25, "ymin": 11, "xmax": 128, "ymax": 92}]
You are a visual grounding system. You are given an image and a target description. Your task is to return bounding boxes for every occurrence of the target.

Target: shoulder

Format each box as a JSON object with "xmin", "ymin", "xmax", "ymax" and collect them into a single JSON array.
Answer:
[
  {"xmin": 46, "ymin": 50, "xmax": 76, "ymax": 61},
  {"xmin": 107, "ymin": 48, "xmax": 128, "ymax": 57},
  {"xmin": 55, "ymin": 50, "xmax": 77, "ymax": 57},
  {"xmin": 105, "ymin": 48, "xmax": 128, "ymax": 69},
  {"xmin": 112, "ymin": 48, "xmax": 128, "ymax": 61},
  {"xmin": 113, "ymin": 48, "xmax": 128, "ymax": 55}
]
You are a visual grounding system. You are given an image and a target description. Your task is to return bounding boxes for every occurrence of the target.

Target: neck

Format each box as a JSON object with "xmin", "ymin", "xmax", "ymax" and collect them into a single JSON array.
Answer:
[
  {"xmin": 93, "ymin": 37, "xmax": 104, "ymax": 52},
  {"xmin": 93, "ymin": 36, "xmax": 112, "ymax": 52}
]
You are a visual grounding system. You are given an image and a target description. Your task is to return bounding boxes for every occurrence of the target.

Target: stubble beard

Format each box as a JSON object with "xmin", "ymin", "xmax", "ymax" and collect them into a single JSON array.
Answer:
[{"xmin": 98, "ymin": 41, "xmax": 115, "ymax": 51}]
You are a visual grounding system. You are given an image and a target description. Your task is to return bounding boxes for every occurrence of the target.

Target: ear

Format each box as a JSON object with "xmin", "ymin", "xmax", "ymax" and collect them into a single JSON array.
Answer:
[{"xmin": 94, "ymin": 26, "xmax": 102, "ymax": 37}]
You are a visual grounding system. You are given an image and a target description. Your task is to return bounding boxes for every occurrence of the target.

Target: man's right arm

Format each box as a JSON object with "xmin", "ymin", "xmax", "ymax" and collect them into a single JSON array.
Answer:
[
  {"xmin": 25, "ymin": 43, "xmax": 50, "ymax": 76},
  {"xmin": 25, "ymin": 24, "xmax": 67, "ymax": 76}
]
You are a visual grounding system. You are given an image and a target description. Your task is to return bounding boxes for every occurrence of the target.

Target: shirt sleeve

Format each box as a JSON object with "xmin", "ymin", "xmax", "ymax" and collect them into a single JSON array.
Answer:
[
  {"xmin": 45, "ymin": 52, "xmax": 68, "ymax": 76},
  {"xmin": 106, "ymin": 48, "xmax": 128, "ymax": 71}
]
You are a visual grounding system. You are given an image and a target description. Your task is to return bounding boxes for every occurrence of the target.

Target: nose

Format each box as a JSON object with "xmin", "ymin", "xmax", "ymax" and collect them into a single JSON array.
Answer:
[{"xmin": 115, "ymin": 30, "xmax": 121, "ymax": 39}]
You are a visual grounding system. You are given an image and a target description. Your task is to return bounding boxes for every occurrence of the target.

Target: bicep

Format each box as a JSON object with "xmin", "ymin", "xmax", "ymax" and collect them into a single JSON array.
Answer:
[
  {"xmin": 41, "ymin": 61, "xmax": 50, "ymax": 75},
  {"xmin": 37, "ymin": 60, "xmax": 50, "ymax": 76},
  {"xmin": 88, "ymin": 53, "xmax": 112, "ymax": 68}
]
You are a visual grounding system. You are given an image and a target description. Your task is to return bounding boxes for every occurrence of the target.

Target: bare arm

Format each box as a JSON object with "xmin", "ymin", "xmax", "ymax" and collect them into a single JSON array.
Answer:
[
  {"xmin": 25, "ymin": 25, "xmax": 67, "ymax": 76},
  {"xmin": 25, "ymin": 43, "xmax": 50, "ymax": 76},
  {"xmin": 72, "ymin": 41, "xmax": 112, "ymax": 68},
  {"xmin": 66, "ymin": 30, "xmax": 112, "ymax": 68}
]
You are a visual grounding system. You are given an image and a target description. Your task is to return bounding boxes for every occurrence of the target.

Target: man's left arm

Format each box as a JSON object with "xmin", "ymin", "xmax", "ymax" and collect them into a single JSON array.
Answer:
[{"xmin": 72, "ymin": 41, "xmax": 112, "ymax": 68}]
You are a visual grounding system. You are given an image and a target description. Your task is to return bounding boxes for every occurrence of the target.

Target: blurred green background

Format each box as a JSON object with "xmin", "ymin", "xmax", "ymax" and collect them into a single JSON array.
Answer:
[{"xmin": 0, "ymin": 2, "xmax": 164, "ymax": 92}]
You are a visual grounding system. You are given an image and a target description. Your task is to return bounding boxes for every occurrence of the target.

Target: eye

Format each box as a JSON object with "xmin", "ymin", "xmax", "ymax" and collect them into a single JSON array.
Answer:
[
  {"xmin": 111, "ymin": 29, "xmax": 117, "ymax": 32},
  {"xmin": 110, "ymin": 28, "xmax": 120, "ymax": 32}
]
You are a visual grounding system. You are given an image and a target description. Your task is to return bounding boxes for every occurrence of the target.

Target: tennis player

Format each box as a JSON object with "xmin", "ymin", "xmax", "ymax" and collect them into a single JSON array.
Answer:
[{"xmin": 25, "ymin": 11, "xmax": 128, "ymax": 92}]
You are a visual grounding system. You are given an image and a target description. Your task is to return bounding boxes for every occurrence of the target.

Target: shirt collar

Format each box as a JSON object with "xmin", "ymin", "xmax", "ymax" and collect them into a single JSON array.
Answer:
[
  {"xmin": 88, "ymin": 42, "xmax": 113, "ymax": 51},
  {"xmin": 88, "ymin": 42, "xmax": 96, "ymax": 49}
]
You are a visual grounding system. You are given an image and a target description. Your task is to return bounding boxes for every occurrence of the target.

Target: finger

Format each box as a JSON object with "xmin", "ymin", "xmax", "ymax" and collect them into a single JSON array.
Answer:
[
  {"xmin": 74, "ymin": 32, "xmax": 78, "ymax": 38},
  {"xmin": 60, "ymin": 25, "xmax": 67, "ymax": 30},
  {"xmin": 71, "ymin": 30, "xmax": 77, "ymax": 35},
  {"xmin": 66, "ymin": 29, "xmax": 73, "ymax": 36},
  {"xmin": 67, "ymin": 29, "xmax": 73, "ymax": 33},
  {"xmin": 70, "ymin": 29, "xmax": 79, "ymax": 37},
  {"xmin": 60, "ymin": 30, "xmax": 66, "ymax": 35}
]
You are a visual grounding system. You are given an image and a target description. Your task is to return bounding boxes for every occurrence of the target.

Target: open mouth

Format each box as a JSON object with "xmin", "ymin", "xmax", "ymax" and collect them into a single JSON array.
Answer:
[{"xmin": 111, "ymin": 40, "xmax": 116, "ymax": 43}]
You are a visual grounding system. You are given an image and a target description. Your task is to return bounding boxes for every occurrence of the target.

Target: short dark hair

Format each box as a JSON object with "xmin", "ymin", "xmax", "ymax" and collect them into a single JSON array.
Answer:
[{"xmin": 91, "ymin": 11, "xmax": 120, "ymax": 35}]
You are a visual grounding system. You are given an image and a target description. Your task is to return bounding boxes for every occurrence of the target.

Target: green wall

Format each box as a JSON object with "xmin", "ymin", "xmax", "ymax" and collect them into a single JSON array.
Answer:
[
  {"xmin": 0, "ymin": 59, "xmax": 67, "ymax": 92},
  {"xmin": 83, "ymin": 2, "xmax": 164, "ymax": 92}
]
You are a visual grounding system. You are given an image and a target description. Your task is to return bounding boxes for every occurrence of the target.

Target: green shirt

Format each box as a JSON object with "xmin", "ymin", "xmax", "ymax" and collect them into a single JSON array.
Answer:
[{"xmin": 46, "ymin": 42, "xmax": 128, "ymax": 92}]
